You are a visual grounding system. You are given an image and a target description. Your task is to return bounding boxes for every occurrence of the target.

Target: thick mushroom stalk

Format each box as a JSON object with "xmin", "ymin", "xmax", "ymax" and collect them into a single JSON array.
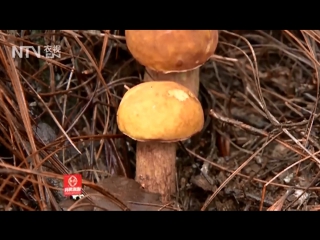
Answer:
[
  {"xmin": 144, "ymin": 68, "xmax": 200, "ymax": 96},
  {"xmin": 136, "ymin": 142, "xmax": 176, "ymax": 202},
  {"xmin": 124, "ymin": 30, "xmax": 218, "ymax": 202}
]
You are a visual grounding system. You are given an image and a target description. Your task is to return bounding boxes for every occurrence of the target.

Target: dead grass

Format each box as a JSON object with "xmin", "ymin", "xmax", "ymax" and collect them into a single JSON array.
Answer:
[{"xmin": 0, "ymin": 30, "xmax": 319, "ymax": 211}]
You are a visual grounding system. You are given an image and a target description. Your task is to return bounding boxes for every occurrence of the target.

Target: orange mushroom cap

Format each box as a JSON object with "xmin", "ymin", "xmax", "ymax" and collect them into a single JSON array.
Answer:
[
  {"xmin": 117, "ymin": 81, "xmax": 204, "ymax": 142},
  {"xmin": 125, "ymin": 30, "xmax": 219, "ymax": 73}
]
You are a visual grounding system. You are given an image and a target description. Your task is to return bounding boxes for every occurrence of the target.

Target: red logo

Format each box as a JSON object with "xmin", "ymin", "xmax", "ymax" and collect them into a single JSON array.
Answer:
[{"xmin": 63, "ymin": 174, "xmax": 82, "ymax": 196}]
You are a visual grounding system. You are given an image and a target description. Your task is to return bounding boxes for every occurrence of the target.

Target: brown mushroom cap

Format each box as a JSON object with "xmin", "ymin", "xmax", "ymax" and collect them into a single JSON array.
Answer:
[
  {"xmin": 117, "ymin": 81, "xmax": 204, "ymax": 142},
  {"xmin": 125, "ymin": 30, "xmax": 219, "ymax": 73}
]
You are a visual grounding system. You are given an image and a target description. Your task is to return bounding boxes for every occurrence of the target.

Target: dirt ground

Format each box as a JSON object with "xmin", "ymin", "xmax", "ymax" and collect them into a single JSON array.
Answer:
[{"xmin": 0, "ymin": 30, "xmax": 320, "ymax": 211}]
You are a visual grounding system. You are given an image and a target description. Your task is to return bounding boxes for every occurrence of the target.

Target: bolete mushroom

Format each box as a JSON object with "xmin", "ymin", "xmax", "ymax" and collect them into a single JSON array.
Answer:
[
  {"xmin": 125, "ymin": 30, "xmax": 219, "ymax": 96},
  {"xmin": 117, "ymin": 81, "xmax": 204, "ymax": 202}
]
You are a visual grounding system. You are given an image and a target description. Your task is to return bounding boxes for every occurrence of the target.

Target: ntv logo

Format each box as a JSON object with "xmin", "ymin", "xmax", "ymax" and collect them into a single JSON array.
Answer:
[{"xmin": 12, "ymin": 45, "xmax": 61, "ymax": 59}]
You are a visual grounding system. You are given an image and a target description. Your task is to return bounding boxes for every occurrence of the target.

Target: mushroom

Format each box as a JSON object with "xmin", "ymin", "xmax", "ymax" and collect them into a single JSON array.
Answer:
[
  {"xmin": 117, "ymin": 81, "xmax": 204, "ymax": 202},
  {"xmin": 125, "ymin": 30, "xmax": 219, "ymax": 96}
]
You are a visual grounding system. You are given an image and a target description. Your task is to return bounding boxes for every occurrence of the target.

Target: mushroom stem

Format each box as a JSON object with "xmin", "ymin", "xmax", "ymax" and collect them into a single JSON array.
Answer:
[
  {"xmin": 144, "ymin": 67, "xmax": 200, "ymax": 96},
  {"xmin": 136, "ymin": 142, "xmax": 176, "ymax": 203}
]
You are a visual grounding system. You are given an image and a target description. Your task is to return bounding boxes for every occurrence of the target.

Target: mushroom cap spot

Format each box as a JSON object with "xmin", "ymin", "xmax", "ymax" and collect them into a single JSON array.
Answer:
[
  {"xmin": 117, "ymin": 81, "xmax": 204, "ymax": 142},
  {"xmin": 125, "ymin": 30, "xmax": 219, "ymax": 73},
  {"xmin": 167, "ymin": 89, "xmax": 190, "ymax": 101}
]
